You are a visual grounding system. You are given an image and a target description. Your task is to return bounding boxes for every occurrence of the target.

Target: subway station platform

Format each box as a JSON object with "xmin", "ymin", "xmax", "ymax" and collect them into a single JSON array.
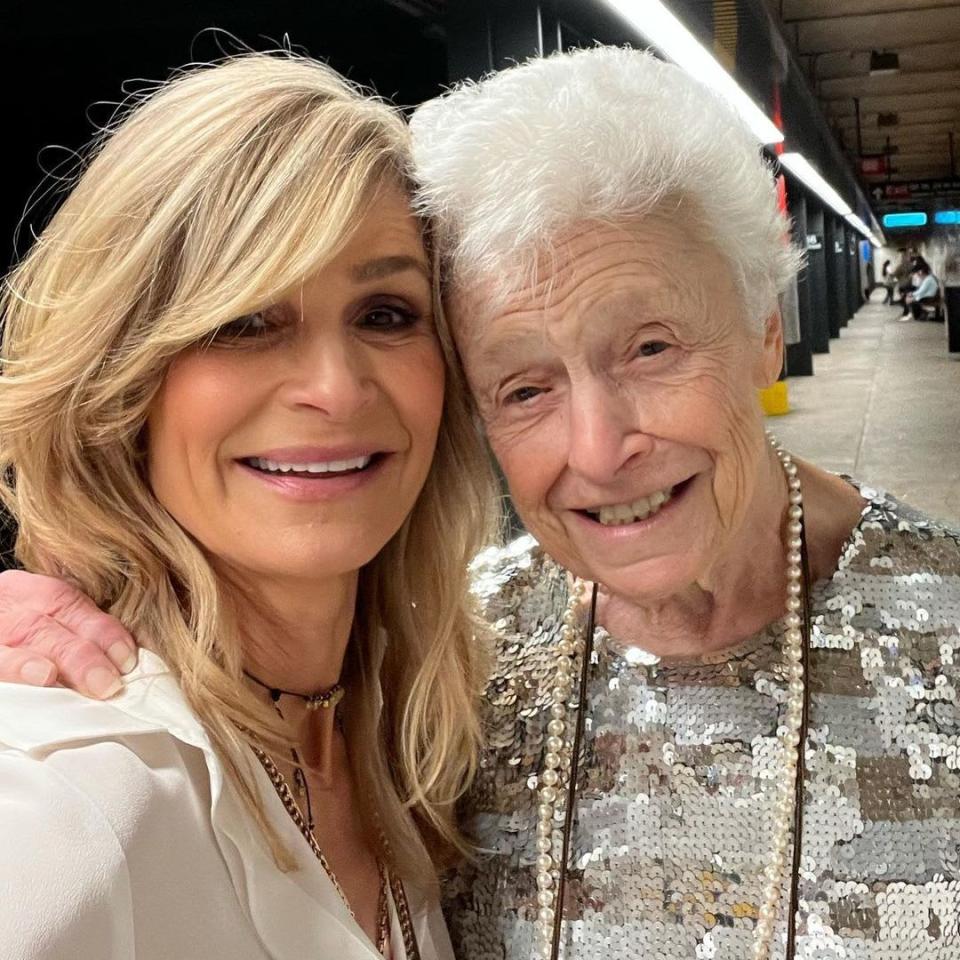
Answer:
[{"xmin": 767, "ymin": 294, "xmax": 960, "ymax": 525}]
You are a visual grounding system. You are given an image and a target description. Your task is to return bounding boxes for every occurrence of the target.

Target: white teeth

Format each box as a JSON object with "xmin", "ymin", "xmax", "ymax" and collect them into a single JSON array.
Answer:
[
  {"xmin": 249, "ymin": 455, "xmax": 372, "ymax": 475},
  {"xmin": 593, "ymin": 486, "xmax": 674, "ymax": 526}
]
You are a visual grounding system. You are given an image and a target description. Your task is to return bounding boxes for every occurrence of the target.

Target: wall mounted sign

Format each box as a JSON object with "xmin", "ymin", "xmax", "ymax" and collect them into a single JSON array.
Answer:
[
  {"xmin": 859, "ymin": 156, "xmax": 888, "ymax": 175},
  {"xmin": 871, "ymin": 179, "xmax": 960, "ymax": 203}
]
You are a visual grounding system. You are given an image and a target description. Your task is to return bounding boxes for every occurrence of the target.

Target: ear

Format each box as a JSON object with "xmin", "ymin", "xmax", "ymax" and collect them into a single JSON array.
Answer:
[{"xmin": 753, "ymin": 310, "xmax": 784, "ymax": 389}]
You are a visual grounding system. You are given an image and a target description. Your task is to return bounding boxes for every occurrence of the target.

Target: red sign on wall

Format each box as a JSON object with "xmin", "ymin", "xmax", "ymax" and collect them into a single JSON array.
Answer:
[{"xmin": 859, "ymin": 155, "xmax": 889, "ymax": 175}]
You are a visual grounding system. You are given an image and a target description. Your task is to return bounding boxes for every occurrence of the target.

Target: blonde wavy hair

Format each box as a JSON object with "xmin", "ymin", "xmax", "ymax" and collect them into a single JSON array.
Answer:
[{"xmin": 0, "ymin": 52, "xmax": 497, "ymax": 880}]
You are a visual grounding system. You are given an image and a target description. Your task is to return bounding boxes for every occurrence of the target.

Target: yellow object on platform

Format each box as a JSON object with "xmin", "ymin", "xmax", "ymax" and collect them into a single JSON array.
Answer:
[{"xmin": 759, "ymin": 381, "xmax": 790, "ymax": 416}]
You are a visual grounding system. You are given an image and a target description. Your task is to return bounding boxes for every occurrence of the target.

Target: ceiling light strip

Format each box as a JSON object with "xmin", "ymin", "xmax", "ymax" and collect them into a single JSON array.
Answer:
[
  {"xmin": 598, "ymin": 0, "xmax": 784, "ymax": 145},
  {"xmin": 779, "ymin": 153, "xmax": 851, "ymax": 217}
]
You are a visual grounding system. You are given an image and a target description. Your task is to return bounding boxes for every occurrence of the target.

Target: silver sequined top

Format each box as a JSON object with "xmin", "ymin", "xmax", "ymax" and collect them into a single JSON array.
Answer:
[{"xmin": 445, "ymin": 484, "xmax": 960, "ymax": 959}]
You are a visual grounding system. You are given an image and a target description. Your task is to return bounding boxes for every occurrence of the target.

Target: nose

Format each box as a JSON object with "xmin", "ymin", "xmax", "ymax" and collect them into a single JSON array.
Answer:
[
  {"xmin": 566, "ymin": 377, "xmax": 652, "ymax": 481},
  {"xmin": 279, "ymin": 332, "xmax": 378, "ymax": 421}
]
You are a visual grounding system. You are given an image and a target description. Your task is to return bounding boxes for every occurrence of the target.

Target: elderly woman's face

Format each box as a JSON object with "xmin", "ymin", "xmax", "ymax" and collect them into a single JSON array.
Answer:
[
  {"xmin": 147, "ymin": 186, "xmax": 444, "ymax": 588},
  {"xmin": 453, "ymin": 212, "xmax": 782, "ymax": 601}
]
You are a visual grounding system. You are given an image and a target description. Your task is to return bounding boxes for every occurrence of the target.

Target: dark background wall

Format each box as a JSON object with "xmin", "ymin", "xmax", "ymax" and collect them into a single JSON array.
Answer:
[{"xmin": 1, "ymin": 0, "xmax": 447, "ymax": 270}]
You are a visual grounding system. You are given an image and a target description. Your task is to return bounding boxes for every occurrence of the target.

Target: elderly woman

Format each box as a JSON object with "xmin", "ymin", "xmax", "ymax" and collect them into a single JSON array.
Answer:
[{"xmin": 3, "ymin": 47, "xmax": 960, "ymax": 960}]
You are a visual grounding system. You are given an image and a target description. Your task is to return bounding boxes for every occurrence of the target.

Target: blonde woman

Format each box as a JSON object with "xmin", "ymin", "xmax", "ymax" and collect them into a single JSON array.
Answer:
[{"xmin": 0, "ymin": 53, "xmax": 495, "ymax": 959}]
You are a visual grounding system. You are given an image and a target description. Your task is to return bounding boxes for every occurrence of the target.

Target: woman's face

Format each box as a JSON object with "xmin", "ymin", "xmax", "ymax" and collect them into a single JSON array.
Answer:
[
  {"xmin": 452, "ymin": 212, "xmax": 783, "ymax": 602},
  {"xmin": 147, "ymin": 186, "xmax": 444, "ymax": 589}
]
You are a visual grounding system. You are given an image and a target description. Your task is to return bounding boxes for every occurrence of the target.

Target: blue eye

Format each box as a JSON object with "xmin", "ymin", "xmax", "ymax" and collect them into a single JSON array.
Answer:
[
  {"xmin": 506, "ymin": 385, "xmax": 544, "ymax": 404},
  {"xmin": 637, "ymin": 341, "xmax": 669, "ymax": 357}
]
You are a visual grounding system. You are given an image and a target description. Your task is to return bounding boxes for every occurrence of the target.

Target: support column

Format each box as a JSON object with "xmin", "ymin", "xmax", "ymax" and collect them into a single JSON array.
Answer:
[
  {"xmin": 805, "ymin": 202, "xmax": 830, "ymax": 353},
  {"xmin": 785, "ymin": 192, "xmax": 814, "ymax": 375},
  {"xmin": 825, "ymin": 214, "xmax": 848, "ymax": 335}
]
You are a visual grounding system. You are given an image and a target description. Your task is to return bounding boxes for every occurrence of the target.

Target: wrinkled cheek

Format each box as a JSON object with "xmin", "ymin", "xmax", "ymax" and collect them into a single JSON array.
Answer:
[
  {"xmin": 487, "ymin": 428, "xmax": 551, "ymax": 526},
  {"xmin": 710, "ymin": 407, "xmax": 762, "ymax": 534}
]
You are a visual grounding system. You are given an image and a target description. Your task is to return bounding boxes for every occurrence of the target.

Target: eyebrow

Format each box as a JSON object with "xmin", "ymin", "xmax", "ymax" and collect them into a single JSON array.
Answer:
[
  {"xmin": 476, "ymin": 328, "xmax": 545, "ymax": 367},
  {"xmin": 351, "ymin": 255, "xmax": 430, "ymax": 283}
]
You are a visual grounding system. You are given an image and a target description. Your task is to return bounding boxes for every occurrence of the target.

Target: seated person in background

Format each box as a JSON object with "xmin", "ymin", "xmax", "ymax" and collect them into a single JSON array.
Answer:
[
  {"xmin": 904, "ymin": 262, "xmax": 940, "ymax": 321},
  {"xmin": 893, "ymin": 250, "xmax": 915, "ymax": 315}
]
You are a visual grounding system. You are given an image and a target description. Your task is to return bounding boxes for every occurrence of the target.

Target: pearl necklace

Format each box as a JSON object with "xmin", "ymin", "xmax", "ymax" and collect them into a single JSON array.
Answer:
[
  {"xmin": 532, "ymin": 577, "xmax": 587, "ymax": 959},
  {"xmin": 533, "ymin": 437, "xmax": 807, "ymax": 960}
]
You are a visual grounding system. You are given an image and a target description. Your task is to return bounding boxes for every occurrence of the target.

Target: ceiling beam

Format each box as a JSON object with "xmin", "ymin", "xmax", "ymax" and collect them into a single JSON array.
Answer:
[
  {"xmin": 859, "ymin": 125, "xmax": 959, "ymax": 141},
  {"xmin": 818, "ymin": 70, "xmax": 960, "ymax": 101},
  {"xmin": 833, "ymin": 107, "xmax": 960, "ymax": 129},
  {"xmin": 805, "ymin": 42, "xmax": 960, "ymax": 81},
  {"xmin": 860, "ymin": 143, "xmax": 954, "ymax": 156},
  {"xmin": 861, "ymin": 143, "xmax": 955, "ymax": 158},
  {"xmin": 859, "ymin": 145, "xmax": 957, "ymax": 160},
  {"xmin": 825, "ymin": 88, "xmax": 960, "ymax": 117},
  {"xmin": 781, "ymin": 0, "xmax": 957, "ymax": 20},
  {"xmin": 791, "ymin": 7, "xmax": 960, "ymax": 54}
]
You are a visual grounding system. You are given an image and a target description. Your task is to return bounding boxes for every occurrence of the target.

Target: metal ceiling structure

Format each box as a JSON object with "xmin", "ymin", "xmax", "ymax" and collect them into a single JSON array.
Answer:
[{"xmin": 777, "ymin": 0, "xmax": 960, "ymax": 190}]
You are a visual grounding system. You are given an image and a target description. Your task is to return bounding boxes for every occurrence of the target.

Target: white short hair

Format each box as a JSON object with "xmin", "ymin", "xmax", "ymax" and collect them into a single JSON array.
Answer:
[{"xmin": 410, "ymin": 46, "xmax": 802, "ymax": 327}]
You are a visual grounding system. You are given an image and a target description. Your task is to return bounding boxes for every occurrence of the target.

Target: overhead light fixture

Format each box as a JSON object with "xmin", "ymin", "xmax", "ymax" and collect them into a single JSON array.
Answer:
[
  {"xmin": 779, "ymin": 152, "xmax": 852, "ymax": 217},
  {"xmin": 597, "ymin": 0, "xmax": 784, "ymax": 145},
  {"xmin": 869, "ymin": 50, "xmax": 900, "ymax": 76},
  {"xmin": 844, "ymin": 213, "xmax": 881, "ymax": 248},
  {"xmin": 780, "ymin": 153, "xmax": 881, "ymax": 244},
  {"xmin": 883, "ymin": 211, "xmax": 928, "ymax": 228}
]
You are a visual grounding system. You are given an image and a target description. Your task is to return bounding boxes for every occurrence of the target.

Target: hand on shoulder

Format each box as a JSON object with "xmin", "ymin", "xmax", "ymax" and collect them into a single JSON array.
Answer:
[{"xmin": 0, "ymin": 570, "xmax": 136, "ymax": 698}]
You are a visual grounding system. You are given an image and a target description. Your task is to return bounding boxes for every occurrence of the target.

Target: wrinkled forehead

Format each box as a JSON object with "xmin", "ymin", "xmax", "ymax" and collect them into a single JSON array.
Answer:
[{"xmin": 445, "ymin": 212, "xmax": 739, "ymax": 347}]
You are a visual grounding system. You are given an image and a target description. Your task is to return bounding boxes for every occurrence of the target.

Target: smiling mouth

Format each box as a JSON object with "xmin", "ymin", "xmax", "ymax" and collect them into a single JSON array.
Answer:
[
  {"xmin": 241, "ymin": 453, "xmax": 385, "ymax": 478},
  {"xmin": 578, "ymin": 475, "xmax": 695, "ymax": 526}
]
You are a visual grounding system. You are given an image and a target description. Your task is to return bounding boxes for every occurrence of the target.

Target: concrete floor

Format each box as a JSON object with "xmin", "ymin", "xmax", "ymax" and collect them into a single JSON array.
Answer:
[{"xmin": 765, "ymin": 291, "xmax": 960, "ymax": 525}]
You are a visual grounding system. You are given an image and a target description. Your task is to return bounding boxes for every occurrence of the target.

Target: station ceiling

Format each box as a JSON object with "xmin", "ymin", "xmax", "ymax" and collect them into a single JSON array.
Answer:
[{"xmin": 777, "ymin": 0, "xmax": 960, "ymax": 186}]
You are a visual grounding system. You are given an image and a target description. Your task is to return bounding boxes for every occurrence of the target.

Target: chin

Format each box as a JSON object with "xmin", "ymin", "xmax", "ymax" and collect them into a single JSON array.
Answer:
[
  {"xmin": 230, "ymin": 539, "xmax": 388, "ymax": 584},
  {"xmin": 579, "ymin": 552, "xmax": 705, "ymax": 603}
]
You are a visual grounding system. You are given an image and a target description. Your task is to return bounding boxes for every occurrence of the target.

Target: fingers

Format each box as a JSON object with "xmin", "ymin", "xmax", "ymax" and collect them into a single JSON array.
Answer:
[
  {"xmin": 0, "ymin": 645, "xmax": 58, "ymax": 687},
  {"xmin": 0, "ymin": 570, "xmax": 136, "ymax": 674},
  {"xmin": 0, "ymin": 611, "xmax": 124, "ymax": 699},
  {"xmin": 49, "ymin": 588, "xmax": 137, "ymax": 674}
]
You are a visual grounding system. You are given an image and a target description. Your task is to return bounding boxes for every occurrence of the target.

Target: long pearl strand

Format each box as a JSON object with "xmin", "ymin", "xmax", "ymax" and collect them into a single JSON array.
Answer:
[
  {"xmin": 753, "ymin": 437, "xmax": 807, "ymax": 960},
  {"xmin": 533, "ymin": 577, "xmax": 587, "ymax": 959},
  {"xmin": 532, "ymin": 437, "xmax": 806, "ymax": 960}
]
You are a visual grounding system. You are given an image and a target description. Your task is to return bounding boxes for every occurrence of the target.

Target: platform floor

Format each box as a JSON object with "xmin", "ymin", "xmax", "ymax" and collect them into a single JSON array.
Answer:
[{"xmin": 766, "ymin": 291, "xmax": 960, "ymax": 526}]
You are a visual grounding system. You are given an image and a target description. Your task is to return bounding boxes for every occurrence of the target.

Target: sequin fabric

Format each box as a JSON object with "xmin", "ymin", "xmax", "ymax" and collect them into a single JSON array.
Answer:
[{"xmin": 445, "ymin": 484, "xmax": 960, "ymax": 959}]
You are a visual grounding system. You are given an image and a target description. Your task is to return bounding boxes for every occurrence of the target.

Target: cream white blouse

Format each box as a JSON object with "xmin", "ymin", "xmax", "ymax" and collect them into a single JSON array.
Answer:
[{"xmin": 0, "ymin": 651, "xmax": 454, "ymax": 960}]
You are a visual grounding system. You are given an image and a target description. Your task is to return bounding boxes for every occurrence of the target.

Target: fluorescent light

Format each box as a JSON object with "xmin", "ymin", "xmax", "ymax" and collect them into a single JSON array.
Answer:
[
  {"xmin": 783, "ymin": 155, "xmax": 883, "ymax": 246},
  {"xmin": 779, "ymin": 152, "xmax": 852, "ymax": 217},
  {"xmin": 869, "ymin": 214, "xmax": 887, "ymax": 247},
  {"xmin": 844, "ymin": 213, "xmax": 881, "ymax": 248},
  {"xmin": 934, "ymin": 210, "xmax": 960, "ymax": 225},
  {"xmin": 882, "ymin": 211, "xmax": 928, "ymax": 228},
  {"xmin": 598, "ymin": 0, "xmax": 784, "ymax": 145}
]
